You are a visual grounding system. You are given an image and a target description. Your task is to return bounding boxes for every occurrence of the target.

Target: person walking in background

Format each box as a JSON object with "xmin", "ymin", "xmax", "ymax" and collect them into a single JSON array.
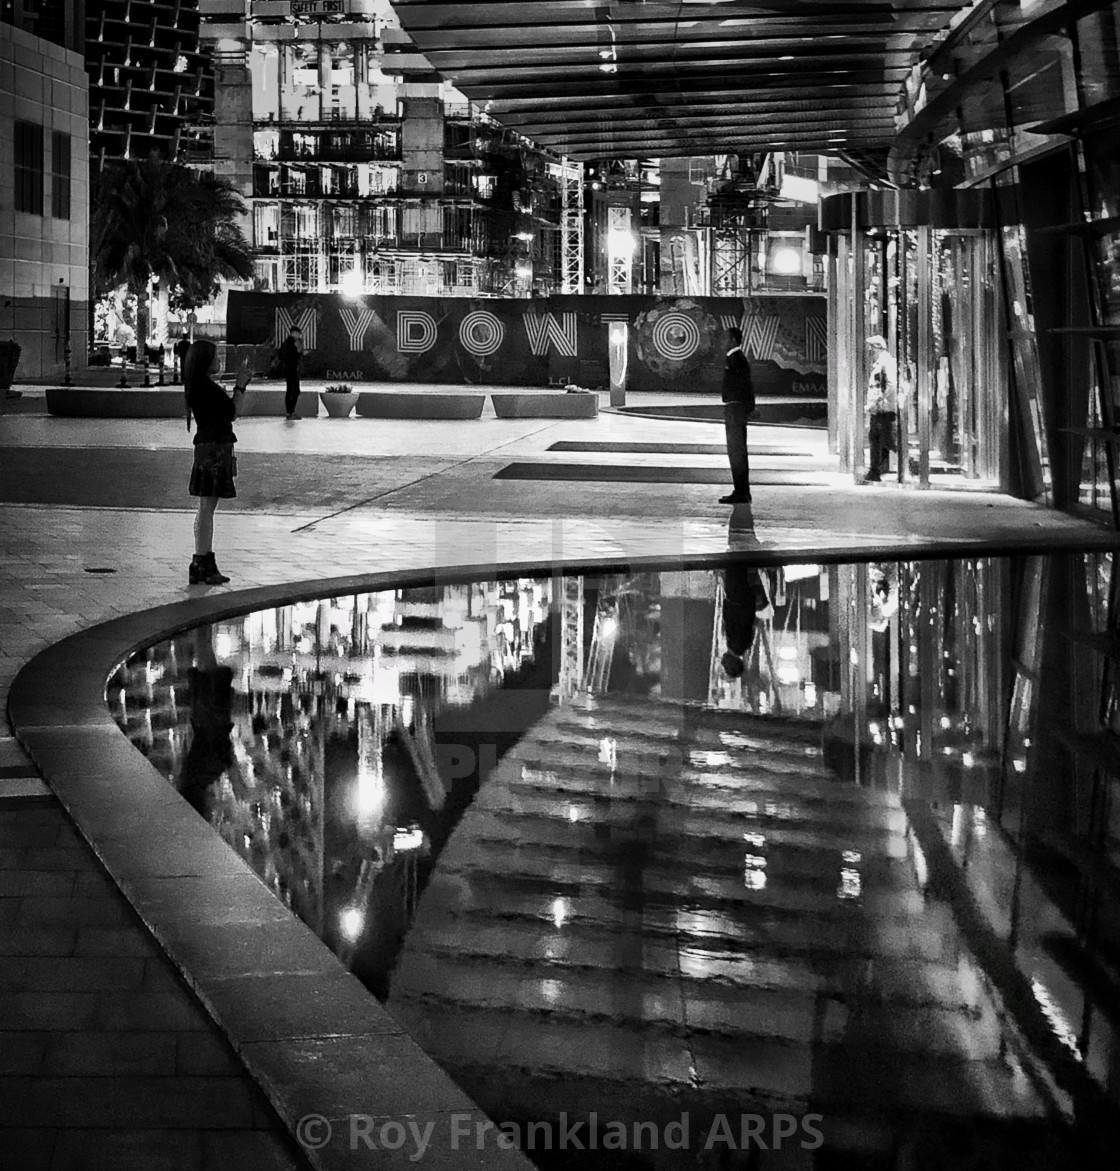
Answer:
[
  {"xmin": 864, "ymin": 334, "xmax": 899, "ymax": 483},
  {"xmin": 279, "ymin": 324, "xmax": 303, "ymax": 420},
  {"xmin": 720, "ymin": 326, "xmax": 755, "ymax": 504},
  {"xmin": 184, "ymin": 340, "xmax": 250, "ymax": 585},
  {"xmin": 173, "ymin": 335, "xmax": 190, "ymax": 385}
]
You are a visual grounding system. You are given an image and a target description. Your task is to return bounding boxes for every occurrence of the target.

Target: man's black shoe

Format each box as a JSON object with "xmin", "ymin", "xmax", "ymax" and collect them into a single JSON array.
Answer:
[{"xmin": 719, "ymin": 492, "xmax": 752, "ymax": 504}]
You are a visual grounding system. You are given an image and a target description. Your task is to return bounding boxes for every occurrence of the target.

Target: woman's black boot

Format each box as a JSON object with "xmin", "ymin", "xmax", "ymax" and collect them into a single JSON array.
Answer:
[
  {"xmin": 189, "ymin": 553, "xmax": 229, "ymax": 586},
  {"xmin": 203, "ymin": 553, "xmax": 230, "ymax": 584}
]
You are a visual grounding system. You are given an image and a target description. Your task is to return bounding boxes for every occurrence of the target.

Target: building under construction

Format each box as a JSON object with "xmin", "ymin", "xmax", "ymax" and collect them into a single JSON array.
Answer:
[{"xmin": 197, "ymin": 0, "xmax": 582, "ymax": 298}]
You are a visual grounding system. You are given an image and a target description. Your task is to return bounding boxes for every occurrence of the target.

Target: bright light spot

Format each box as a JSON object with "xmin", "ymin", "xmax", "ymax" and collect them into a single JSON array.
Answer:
[
  {"xmin": 401, "ymin": 696, "xmax": 414, "ymax": 727},
  {"xmin": 743, "ymin": 831, "xmax": 765, "ymax": 847},
  {"xmin": 340, "ymin": 907, "xmax": 364, "ymax": 941},
  {"xmin": 838, "ymin": 868, "xmax": 862, "ymax": 899},
  {"xmin": 515, "ymin": 263, "xmax": 532, "ymax": 279},
  {"xmin": 392, "ymin": 825, "xmax": 425, "ymax": 852},
  {"xmin": 568, "ymin": 805, "xmax": 580, "ymax": 823},
  {"xmin": 962, "ymin": 751, "xmax": 975, "ymax": 768},
  {"xmin": 551, "ymin": 898, "xmax": 568, "ymax": 928},
  {"xmin": 803, "ymin": 682, "xmax": 817, "ymax": 705},
  {"xmin": 600, "ymin": 615, "xmax": 618, "ymax": 638},
  {"xmin": 214, "ymin": 631, "xmax": 233, "ymax": 659},
  {"xmin": 770, "ymin": 247, "xmax": 801, "ymax": 275},
  {"xmin": 599, "ymin": 62, "xmax": 617, "ymax": 73},
  {"xmin": 340, "ymin": 267, "xmax": 364, "ymax": 299},
  {"xmin": 1013, "ymin": 756, "xmax": 1027, "ymax": 773},
  {"xmin": 356, "ymin": 769, "xmax": 384, "ymax": 816},
  {"xmin": 940, "ymin": 715, "xmax": 952, "ymax": 729},
  {"xmin": 607, "ymin": 226, "xmax": 636, "ymax": 254},
  {"xmin": 778, "ymin": 646, "xmax": 798, "ymax": 661},
  {"xmin": 598, "ymin": 737, "xmax": 617, "ymax": 766},
  {"xmin": 1031, "ymin": 978, "xmax": 1082, "ymax": 1060},
  {"xmin": 744, "ymin": 866, "xmax": 767, "ymax": 890},
  {"xmin": 776, "ymin": 664, "xmax": 800, "ymax": 686},
  {"xmin": 173, "ymin": 55, "xmax": 189, "ymax": 74},
  {"xmin": 842, "ymin": 850, "xmax": 862, "ymax": 864},
  {"xmin": 743, "ymin": 854, "xmax": 767, "ymax": 869}
]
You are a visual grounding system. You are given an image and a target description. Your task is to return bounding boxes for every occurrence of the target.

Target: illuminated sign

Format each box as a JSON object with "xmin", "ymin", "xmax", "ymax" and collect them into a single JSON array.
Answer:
[{"xmin": 290, "ymin": 0, "xmax": 345, "ymax": 16}]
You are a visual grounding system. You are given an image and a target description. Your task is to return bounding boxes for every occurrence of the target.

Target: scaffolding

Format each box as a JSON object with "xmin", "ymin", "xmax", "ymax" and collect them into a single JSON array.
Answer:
[
  {"xmin": 710, "ymin": 196, "xmax": 765, "ymax": 297},
  {"xmin": 559, "ymin": 156, "xmax": 584, "ymax": 294}
]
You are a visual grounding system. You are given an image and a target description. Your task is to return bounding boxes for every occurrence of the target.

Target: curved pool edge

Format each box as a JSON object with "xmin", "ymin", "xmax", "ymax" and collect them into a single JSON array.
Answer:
[{"xmin": 10, "ymin": 535, "xmax": 1120, "ymax": 1168}]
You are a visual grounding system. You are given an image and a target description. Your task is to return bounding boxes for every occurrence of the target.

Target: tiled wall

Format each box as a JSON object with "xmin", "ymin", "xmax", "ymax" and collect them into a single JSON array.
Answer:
[{"xmin": 0, "ymin": 22, "xmax": 89, "ymax": 381}]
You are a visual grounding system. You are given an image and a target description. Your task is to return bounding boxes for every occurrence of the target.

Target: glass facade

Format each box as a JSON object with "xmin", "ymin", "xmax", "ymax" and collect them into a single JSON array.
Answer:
[{"xmin": 826, "ymin": 212, "xmax": 1007, "ymax": 490}]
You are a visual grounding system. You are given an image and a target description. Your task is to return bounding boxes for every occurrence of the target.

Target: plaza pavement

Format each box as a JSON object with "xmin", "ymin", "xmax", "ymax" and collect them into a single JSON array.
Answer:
[{"xmin": 1, "ymin": 383, "xmax": 1115, "ymax": 1169}]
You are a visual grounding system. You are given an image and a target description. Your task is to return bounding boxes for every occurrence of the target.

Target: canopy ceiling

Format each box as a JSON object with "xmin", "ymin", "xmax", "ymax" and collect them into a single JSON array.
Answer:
[{"xmin": 389, "ymin": 0, "xmax": 966, "ymax": 165}]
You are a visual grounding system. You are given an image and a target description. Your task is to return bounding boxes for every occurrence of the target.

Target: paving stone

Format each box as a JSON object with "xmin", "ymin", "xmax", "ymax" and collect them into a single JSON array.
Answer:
[
  {"xmin": 0, "ymin": 1075, "xmax": 258, "ymax": 1129},
  {"xmin": 94, "ymin": 991, "xmax": 214, "ymax": 1033},
  {"xmin": 0, "ymin": 955, "xmax": 146, "ymax": 994},
  {"xmin": 48, "ymin": 1128, "xmax": 204, "ymax": 1171},
  {"xmin": 175, "ymin": 1032, "xmax": 246, "ymax": 1077},
  {"xmin": 200, "ymin": 1129, "xmax": 307, "ymax": 1171},
  {"xmin": 0, "ymin": 1125, "xmax": 58, "ymax": 1171},
  {"xmin": 38, "ymin": 1031, "xmax": 179, "ymax": 1077}
]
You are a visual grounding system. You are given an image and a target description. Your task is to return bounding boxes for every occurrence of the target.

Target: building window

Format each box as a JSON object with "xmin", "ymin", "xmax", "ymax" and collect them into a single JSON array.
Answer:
[
  {"xmin": 15, "ymin": 120, "xmax": 44, "ymax": 215},
  {"xmin": 51, "ymin": 131, "xmax": 71, "ymax": 220}
]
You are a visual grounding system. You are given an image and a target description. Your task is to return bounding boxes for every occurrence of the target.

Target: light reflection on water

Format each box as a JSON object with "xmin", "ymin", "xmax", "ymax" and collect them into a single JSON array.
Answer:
[{"xmin": 109, "ymin": 554, "xmax": 1120, "ymax": 1167}]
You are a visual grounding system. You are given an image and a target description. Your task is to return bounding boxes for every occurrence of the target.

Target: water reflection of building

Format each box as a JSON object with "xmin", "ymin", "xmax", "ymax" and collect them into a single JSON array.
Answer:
[{"xmin": 108, "ymin": 577, "xmax": 554, "ymax": 976}]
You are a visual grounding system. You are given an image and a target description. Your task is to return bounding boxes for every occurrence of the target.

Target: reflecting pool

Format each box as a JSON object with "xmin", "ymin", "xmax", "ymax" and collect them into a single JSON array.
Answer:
[{"xmin": 108, "ymin": 553, "xmax": 1120, "ymax": 1168}]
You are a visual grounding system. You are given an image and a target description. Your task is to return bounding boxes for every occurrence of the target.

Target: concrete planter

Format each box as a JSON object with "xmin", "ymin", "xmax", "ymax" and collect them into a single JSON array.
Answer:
[
  {"xmin": 356, "ymin": 392, "xmax": 485, "ymax": 420},
  {"xmin": 491, "ymin": 392, "xmax": 598, "ymax": 419},
  {"xmin": 320, "ymin": 392, "xmax": 358, "ymax": 418}
]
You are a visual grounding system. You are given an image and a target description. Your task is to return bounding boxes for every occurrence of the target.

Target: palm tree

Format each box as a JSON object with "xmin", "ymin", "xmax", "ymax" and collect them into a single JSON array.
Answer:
[{"xmin": 92, "ymin": 157, "xmax": 254, "ymax": 362}]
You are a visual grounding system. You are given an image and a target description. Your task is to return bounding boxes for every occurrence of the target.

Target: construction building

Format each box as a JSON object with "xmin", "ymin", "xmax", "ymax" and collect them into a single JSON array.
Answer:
[
  {"xmin": 85, "ymin": 0, "xmax": 213, "ymax": 168},
  {"xmin": 196, "ymin": 0, "xmax": 582, "ymax": 298}
]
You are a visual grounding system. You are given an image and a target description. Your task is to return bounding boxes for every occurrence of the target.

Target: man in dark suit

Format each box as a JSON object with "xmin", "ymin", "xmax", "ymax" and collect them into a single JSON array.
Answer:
[
  {"xmin": 279, "ymin": 325, "xmax": 304, "ymax": 420},
  {"xmin": 720, "ymin": 327, "xmax": 755, "ymax": 504}
]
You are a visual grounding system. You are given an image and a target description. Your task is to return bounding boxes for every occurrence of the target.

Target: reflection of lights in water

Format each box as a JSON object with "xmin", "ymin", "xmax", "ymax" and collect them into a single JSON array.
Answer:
[
  {"xmin": 838, "ymin": 868, "xmax": 861, "ymax": 899},
  {"xmin": 869, "ymin": 722, "xmax": 880, "ymax": 736},
  {"xmin": 972, "ymin": 806, "xmax": 987, "ymax": 838},
  {"xmin": 597, "ymin": 738, "xmax": 617, "ymax": 768},
  {"xmin": 778, "ymin": 645, "xmax": 798, "ymax": 661},
  {"xmin": 690, "ymin": 750, "xmax": 733, "ymax": 767},
  {"xmin": 214, "ymin": 631, "xmax": 232, "ymax": 659},
  {"xmin": 356, "ymin": 769, "xmax": 384, "ymax": 816},
  {"xmin": 340, "ymin": 907, "xmax": 364, "ymax": 941},
  {"xmin": 743, "ymin": 831, "xmax": 765, "ymax": 848},
  {"xmin": 539, "ymin": 978, "xmax": 564, "ymax": 1004},
  {"xmin": 803, "ymin": 682, "xmax": 817, "ymax": 705},
  {"xmin": 962, "ymin": 751, "xmax": 975, "ymax": 769},
  {"xmin": 842, "ymin": 850, "xmax": 862, "ymax": 865},
  {"xmin": 776, "ymin": 664, "xmax": 800, "ymax": 686},
  {"xmin": 743, "ymin": 854, "xmax": 767, "ymax": 870},
  {"xmin": 1031, "ymin": 978, "xmax": 1082, "ymax": 1060},
  {"xmin": 942, "ymin": 746, "xmax": 954, "ymax": 756},
  {"xmin": 744, "ymin": 864, "xmax": 767, "ymax": 890},
  {"xmin": 849, "ymin": 649, "xmax": 859, "ymax": 665},
  {"xmin": 1013, "ymin": 756, "xmax": 1027, "ymax": 773},
  {"xmin": 950, "ymin": 802, "xmax": 964, "ymax": 847},
  {"xmin": 551, "ymin": 898, "xmax": 568, "ymax": 928},
  {"xmin": 600, "ymin": 615, "xmax": 618, "ymax": 638},
  {"xmin": 908, "ymin": 830, "xmax": 928, "ymax": 888},
  {"xmin": 782, "ymin": 562, "xmax": 819, "ymax": 583},
  {"xmin": 568, "ymin": 805, "xmax": 580, "ymax": 823},
  {"xmin": 400, "ymin": 696, "xmax": 414, "ymax": 727},
  {"xmin": 940, "ymin": 715, "xmax": 952, "ymax": 729},
  {"xmin": 392, "ymin": 825, "xmax": 425, "ymax": 852}
]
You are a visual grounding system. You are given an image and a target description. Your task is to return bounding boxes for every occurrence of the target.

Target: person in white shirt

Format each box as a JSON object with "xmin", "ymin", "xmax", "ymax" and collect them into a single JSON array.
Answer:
[{"xmin": 864, "ymin": 335, "xmax": 898, "ymax": 482}]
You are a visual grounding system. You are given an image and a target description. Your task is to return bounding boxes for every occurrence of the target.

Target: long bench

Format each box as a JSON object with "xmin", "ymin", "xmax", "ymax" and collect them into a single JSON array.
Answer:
[
  {"xmin": 45, "ymin": 387, "xmax": 319, "ymax": 418},
  {"xmin": 356, "ymin": 392, "xmax": 485, "ymax": 419},
  {"xmin": 491, "ymin": 392, "xmax": 598, "ymax": 419}
]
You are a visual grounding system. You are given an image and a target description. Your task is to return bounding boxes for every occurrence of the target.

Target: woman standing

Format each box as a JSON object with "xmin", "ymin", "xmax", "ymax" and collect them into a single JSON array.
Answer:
[{"xmin": 184, "ymin": 340, "xmax": 250, "ymax": 585}]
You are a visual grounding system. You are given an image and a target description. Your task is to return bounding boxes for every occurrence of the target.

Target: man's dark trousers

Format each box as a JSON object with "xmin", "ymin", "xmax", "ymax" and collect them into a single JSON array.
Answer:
[
  {"xmin": 867, "ymin": 410, "xmax": 896, "ymax": 480},
  {"xmin": 284, "ymin": 373, "xmax": 300, "ymax": 416},
  {"xmin": 724, "ymin": 402, "xmax": 751, "ymax": 496}
]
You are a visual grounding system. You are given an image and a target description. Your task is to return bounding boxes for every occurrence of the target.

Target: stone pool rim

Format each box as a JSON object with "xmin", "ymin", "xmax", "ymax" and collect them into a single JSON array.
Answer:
[{"xmin": 10, "ymin": 532, "xmax": 1120, "ymax": 1169}]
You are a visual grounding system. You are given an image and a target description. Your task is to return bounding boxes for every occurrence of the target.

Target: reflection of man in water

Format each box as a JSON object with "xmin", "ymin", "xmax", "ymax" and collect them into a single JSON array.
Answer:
[
  {"xmin": 179, "ymin": 627, "xmax": 234, "ymax": 818},
  {"xmin": 720, "ymin": 563, "xmax": 767, "ymax": 678}
]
